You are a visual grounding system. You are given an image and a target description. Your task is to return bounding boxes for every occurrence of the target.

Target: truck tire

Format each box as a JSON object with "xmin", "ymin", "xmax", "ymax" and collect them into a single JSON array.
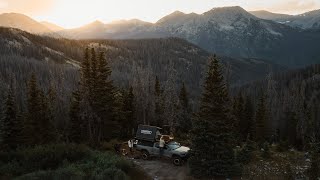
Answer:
[
  {"xmin": 141, "ymin": 150, "xmax": 149, "ymax": 160},
  {"xmin": 172, "ymin": 156, "xmax": 182, "ymax": 166}
]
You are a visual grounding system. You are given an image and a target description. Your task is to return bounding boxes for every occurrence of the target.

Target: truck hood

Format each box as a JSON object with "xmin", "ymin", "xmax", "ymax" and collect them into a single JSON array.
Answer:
[{"xmin": 174, "ymin": 146, "xmax": 190, "ymax": 153}]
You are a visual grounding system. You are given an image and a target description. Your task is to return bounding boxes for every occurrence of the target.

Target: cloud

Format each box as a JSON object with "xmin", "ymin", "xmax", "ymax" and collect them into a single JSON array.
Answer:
[{"xmin": 0, "ymin": 0, "xmax": 55, "ymax": 15}]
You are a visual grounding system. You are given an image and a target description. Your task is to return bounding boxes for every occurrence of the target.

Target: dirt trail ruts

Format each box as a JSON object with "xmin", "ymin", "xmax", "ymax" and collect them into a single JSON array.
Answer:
[{"xmin": 131, "ymin": 158, "xmax": 192, "ymax": 180}]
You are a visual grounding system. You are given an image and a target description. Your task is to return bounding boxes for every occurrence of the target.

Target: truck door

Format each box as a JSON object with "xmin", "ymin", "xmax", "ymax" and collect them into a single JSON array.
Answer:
[
  {"xmin": 152, "ymin": 142, "xmax": 160, "ymax": 156},
  {"xmin": 163, "ymin": 144, "xmax": 172, "ymax": 158}
]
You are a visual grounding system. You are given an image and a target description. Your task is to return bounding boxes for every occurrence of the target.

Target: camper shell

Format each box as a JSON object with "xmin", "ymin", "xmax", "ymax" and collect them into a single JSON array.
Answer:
[{"xmin": 135, "ymin": 124, "xmax": 162, "ymax": 142}]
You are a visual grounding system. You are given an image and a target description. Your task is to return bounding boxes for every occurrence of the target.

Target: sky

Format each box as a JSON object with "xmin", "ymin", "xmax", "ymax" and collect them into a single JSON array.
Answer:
[{"xmin": 0, "ymin": 0, "xmax": 320, "ymax": 28}]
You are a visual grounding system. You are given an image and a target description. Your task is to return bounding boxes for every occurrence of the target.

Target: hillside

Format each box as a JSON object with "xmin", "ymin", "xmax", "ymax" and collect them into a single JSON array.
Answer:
[
  {"xmin": 0, "ymin": 27, "xmax": 284, "ymax": 88},
  {"xmin": 41, "ymin": 21, "xmax": 64, "ymax": 31},
  {"xmin": 232, "ymin": 64, "xmax": 320, "ymax": 142},
  {"xmin": 0, "ymin": 13, "xmax": 52, "ymax": 34}
]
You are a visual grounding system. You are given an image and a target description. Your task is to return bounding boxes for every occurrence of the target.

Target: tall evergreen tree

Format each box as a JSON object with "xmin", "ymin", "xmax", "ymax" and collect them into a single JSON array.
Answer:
[
  {"xmin": 68, "ymin": 89, "xmax": 82, "ymax": 143},
  {"xmin": 38, "ymin": 90, "xmax": 56, "ymax": 144},
  {"xmin": 154, "ymin": 76, "xmax": 164, "ymax": 126},
  {"xmin": 96, "ymin": 51, "xmax": 116, "ymax": 142},
  {"xmin": 235, "ymin": 93, "xmax": 247, "ymax": 141},
  {"xmin": 122, "ymin": 86, "xmax": 135, "ymax": 137},
  {"xmin": 189, "ymin": 55, "xmax": 236, "ymax": 177},
  {"xmin": 80, "ymin": 48, "xmax": 91, "ymax": 92},
  {"xmin": 244, "ymin": 96, "xmax": 254, "ymax": 140},
  {"xmin": 255, "ymin": 92, "xmax": 268, "ymax": 143},
  {"xmin": 47, "ymin": 84, "xmax": 57, "ymax": 125},
  {"xmin": 24, "ymin": 73, "xmax": 56, "ymax": 145},
  {"xmin": 23, "ymin": 73, "xmax": 41, "ymax": 146},
  {"xmin": 78, "ymin": 48, "xmax": 92, "ymax": 143},
  {"xmin": 177, "ymin": 82, "xmax": 192, "ymax": 135},
  {"xmin": 179, "ymin": 82, "xmax": 188, "ymax": 109},
  {"xmin": 1, "ymin": 81, "xmax": 22, "ymax": 149}
]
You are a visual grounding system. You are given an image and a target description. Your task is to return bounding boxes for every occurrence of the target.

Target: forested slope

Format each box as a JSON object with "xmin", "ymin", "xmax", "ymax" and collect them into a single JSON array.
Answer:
[{"xmin": 232, "ymin": 64, "xmax": 320, "ymax": 148}]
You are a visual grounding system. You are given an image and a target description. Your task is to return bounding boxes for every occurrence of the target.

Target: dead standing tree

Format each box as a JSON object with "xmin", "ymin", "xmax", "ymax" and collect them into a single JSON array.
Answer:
[{"xmin": 162, "ymin": 61, "xmax": 179, "ymax": 134}]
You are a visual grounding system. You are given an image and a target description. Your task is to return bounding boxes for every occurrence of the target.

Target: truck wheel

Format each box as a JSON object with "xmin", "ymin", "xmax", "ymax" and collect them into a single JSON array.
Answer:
[
  {"xmin": 172, "ymin": 156, "xmax": 182, "ymax": 166},
  {"xmin": 141, "ymin": 150, "xmax": 149, "ymax": 160}
]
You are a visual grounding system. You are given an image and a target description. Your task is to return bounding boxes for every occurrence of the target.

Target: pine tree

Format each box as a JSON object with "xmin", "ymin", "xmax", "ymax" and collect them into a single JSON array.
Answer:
[
  {"xmin": 189, "ymin": 55, "xmax": 236, "ymax": 177},
  {"xmin": 179, "ymin": 82, "xmax": 188, "ymax": 109},
  {"xmin": 24, "ymin": 73, "xmax": 56, "ymax": 145},
  {"xmin": 96, "ymin": 51, "xmax": 116, "ymax": 141},
  {"xmin": 177, "ymin": 82, "xmax": 192, "ymax": 135},
  {"xmin": 232, "ymin": 93, "xmax": 245, "ymax": 141},
  {"xmin": 154, "ymin": 76, "xmax": 164, "ymax": 126},
  {"xmin": 38, "ymin": 90, "xmax": 56, "ymax": 144},
  {"xmin": 89, "ymin": 48, "xmax": 99, "ymax": 110},
  {"xmin": 255, "ymin": 92, "xmax": 268, "ymax": 143},
  {"xmin": 122, "ymin": 86, "xmax": 135, "ymax": 137},
  {"xmin": 80, "ymin": 47, "xmax": 91, "ymax": 92},
  {"xmin": 1, "ymin": 81, "xmax": 22, "ymax": 149},
  {"xmin": 244, "ymin": 96, "xmax": 254, "ymax": 140},
  {"xmin": 237, "ymin": 93, "xmax": 245, "ymax": 137},
  {"xmin": 47, "ymin": 84, "xmax": 57, "ymax": 124},
  {"xmin": 68, "ymin": 89, "xmax": 82, "ymax": 143},
  {"xmin": 78, "ymin": 48, "xmax": 92, "ymax": 143},
  {"xmin": 23, "ymin": 73, "xmax": 41, "ymax": 146}
]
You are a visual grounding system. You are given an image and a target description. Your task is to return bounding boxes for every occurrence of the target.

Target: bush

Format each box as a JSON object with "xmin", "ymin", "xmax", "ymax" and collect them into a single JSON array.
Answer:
[
  {"xmin": 0, "ymin": 144, "xmax": 138, "ymax": 179},
  {"xmin": 96, "ymin": 168, "xmax": 128, "ymax": 180},
  {"xmin": 0, "ymin": 143, "xmax": 91, "ymax": 176}
]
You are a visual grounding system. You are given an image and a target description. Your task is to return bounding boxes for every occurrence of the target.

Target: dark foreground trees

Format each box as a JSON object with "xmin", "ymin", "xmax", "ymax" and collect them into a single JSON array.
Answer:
[
  {"xmin": 1, "ymin": 80, "xmax": 22, "ymax": 149},
  {"xmin": 23, "ymin": 73, "xmax": 57, "ymax": 146},
  {"xmin": 189, "ymin": 55, "xmax": 237, "ymax": 177},
  {"xmin": 72, "ymin": 48, "xmax": 117, "ymax": 145}
]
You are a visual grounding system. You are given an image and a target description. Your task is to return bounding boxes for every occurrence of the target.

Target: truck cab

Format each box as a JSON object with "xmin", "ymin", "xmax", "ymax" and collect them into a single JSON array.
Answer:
[{"xmin": 133, "ymin": 125, "xmax": 190, "ymax": 166}]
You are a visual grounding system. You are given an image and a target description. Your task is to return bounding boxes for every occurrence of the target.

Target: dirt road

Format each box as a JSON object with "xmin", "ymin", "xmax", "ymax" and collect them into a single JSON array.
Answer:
[{"xmin": 131, "ymin": 158, "xmax": 192, "ymax": 180}]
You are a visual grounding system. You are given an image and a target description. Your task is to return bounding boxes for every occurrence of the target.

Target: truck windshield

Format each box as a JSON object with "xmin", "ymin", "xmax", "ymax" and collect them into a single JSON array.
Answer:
[{"xmin": 167, "ymin": 142, "xmax": 181, "ymax": 150}]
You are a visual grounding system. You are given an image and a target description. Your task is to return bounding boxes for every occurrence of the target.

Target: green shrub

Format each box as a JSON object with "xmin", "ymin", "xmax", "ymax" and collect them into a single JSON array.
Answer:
[
  {"xmin": 0, "ymin": 143, "xmax": 138, "ymax": 179},
  {"xmin": 0, "ymin": 143, "xmax": 92, "ymax": 176},
  {"xmin": 96, "ymin": 168, "xmax": 129, "ymax": 180}
]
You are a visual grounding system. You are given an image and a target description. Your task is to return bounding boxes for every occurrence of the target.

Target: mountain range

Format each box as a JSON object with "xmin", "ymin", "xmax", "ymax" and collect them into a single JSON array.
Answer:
[
  {"xmin": 250, "ymin": 9, "xmax": 320, "ymax": 29},
  {"xmin": 1, "ymin": 6, "xmax": 320, "ymax": 68}
]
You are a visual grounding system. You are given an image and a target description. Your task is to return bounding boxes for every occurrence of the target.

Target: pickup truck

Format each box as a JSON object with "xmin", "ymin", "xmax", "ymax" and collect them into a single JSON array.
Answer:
[{"xmin": 134, "ymin": 140, "xmax": 190, "ymax": 166}]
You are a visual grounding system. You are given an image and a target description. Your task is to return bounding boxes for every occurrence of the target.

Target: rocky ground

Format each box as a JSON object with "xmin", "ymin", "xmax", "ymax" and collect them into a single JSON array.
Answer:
[{"xmin": 127, "ymin": 150, "xmax": 311, "ymax": 180}]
